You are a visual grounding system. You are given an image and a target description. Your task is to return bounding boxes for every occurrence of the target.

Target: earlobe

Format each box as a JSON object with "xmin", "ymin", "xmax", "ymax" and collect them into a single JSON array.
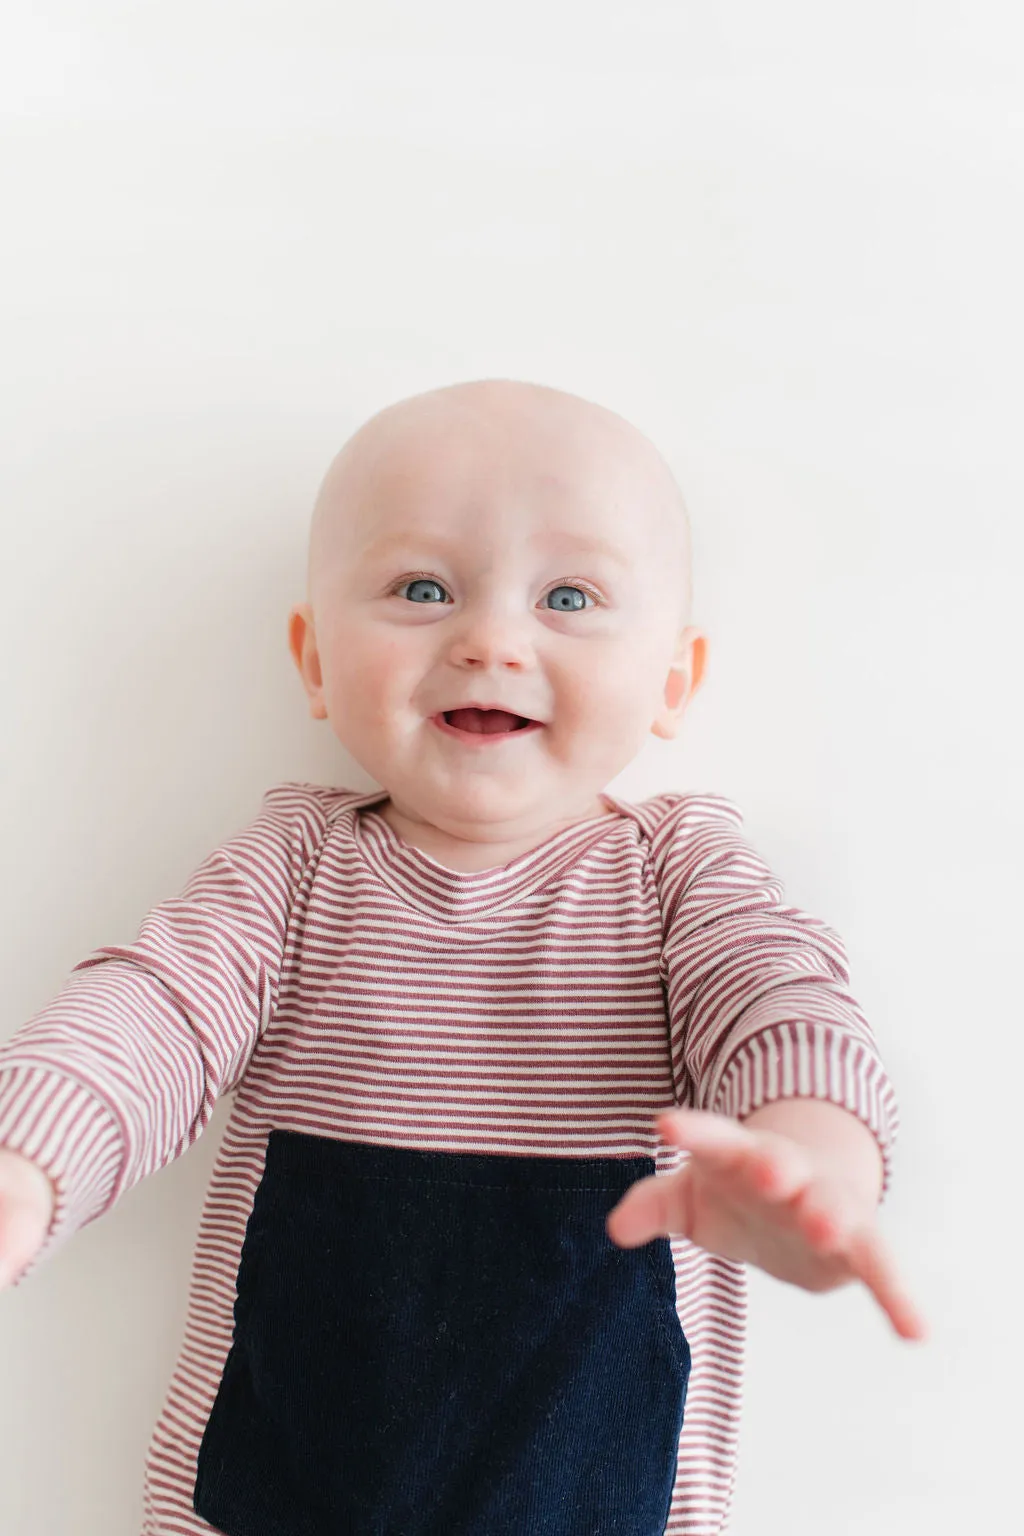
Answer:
[{"xmin": 287, "ymin": 604, "xmax": 328, "ymax": 721}]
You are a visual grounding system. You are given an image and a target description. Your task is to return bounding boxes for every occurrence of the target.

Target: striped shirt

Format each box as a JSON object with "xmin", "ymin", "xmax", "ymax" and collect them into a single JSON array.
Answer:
[{"xmin": 0, "ymin": 782, "xmax": 898, "ymax": 1535}]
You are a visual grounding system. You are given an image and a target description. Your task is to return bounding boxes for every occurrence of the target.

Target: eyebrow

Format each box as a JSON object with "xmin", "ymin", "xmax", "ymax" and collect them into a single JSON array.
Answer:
[
  {"xmin": 359, "ymin": 530, "xmax": 632, "ymax": 570},
  {"xmin": 359, "ymin": 532, "xmax": 461, "ymax": 563},
  {"xmin": 534, "ymin": 533, "xmax": 632, "ymax": 570}
]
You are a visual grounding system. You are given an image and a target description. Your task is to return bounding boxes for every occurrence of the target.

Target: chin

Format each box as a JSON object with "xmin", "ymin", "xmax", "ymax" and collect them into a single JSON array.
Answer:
[{"xmin": 428, "ymin": 781, "xmax": 537, "ymax": 830}]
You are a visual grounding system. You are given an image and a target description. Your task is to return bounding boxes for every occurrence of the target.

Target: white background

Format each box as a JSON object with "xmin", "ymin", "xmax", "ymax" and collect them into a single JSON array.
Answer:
[{"xmin": 1, "ymin": 3, "xmax": 1021, "ymax": 1532}]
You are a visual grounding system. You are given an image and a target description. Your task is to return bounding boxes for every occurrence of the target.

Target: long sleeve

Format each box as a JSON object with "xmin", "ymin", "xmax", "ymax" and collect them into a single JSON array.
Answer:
[
  {"xmin": 0, "ymin": 782, "xmax": 328, "ymax": 1267},
  {"xmin": 652, "ymin": 796, "xmax": 900, "ymax": 1198}
]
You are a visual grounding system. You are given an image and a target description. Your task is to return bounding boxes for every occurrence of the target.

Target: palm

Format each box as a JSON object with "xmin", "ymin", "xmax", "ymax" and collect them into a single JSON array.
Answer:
[
  {"xmin": 679, "ymin": 1154, "xmax": 858, "ymax": 1292},
  {"xmin": 606, "ymin": 1109, "xmax": 927, "ymax": 1340}
]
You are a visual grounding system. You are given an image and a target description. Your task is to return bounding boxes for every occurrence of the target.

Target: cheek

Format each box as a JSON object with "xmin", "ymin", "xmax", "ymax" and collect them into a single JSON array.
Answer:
[
  {"xmin": 560, "ymin": 640, "xmax": 654, "ymax": 710},
  {"xmin": 322, "ymin": 625, "xmax": 423, "ymax": 717},
  {"xmin": 552, "ymin": 637, "xmax": 667, "ymax": 740}
]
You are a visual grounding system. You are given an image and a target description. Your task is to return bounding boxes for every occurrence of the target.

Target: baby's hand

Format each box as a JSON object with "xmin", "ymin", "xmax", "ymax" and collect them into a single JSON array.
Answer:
[
  {"xmin": 606, "ymin": 1109, "xmax": 928, "ymax": 1342},
  {"xmin": 0, "ymin": 1148, "xmax": 55, "ymax": 1291}
]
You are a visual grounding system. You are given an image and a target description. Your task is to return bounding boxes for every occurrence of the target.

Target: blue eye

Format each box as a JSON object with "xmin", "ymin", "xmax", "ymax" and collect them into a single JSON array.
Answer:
[
  {"xmin": 545, "ymin": 585, "xmax": 590, "ymax": 612},
  {"xmin": 400, "ymin": 578, "xmax": 449, "ymax": 604}
]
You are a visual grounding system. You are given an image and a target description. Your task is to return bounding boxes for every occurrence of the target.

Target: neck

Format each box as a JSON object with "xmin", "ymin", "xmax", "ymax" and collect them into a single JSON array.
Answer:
[{"xmin": 376, "ymin": 797, "xmax": 612, "ymax": 872}]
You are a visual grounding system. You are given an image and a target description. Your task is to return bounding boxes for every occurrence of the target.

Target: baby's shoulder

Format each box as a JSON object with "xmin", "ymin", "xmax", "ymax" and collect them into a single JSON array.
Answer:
[
  {"xmin": 615, "ymin": 788, "xmax": 745, "ymax": 847},
  {"xmin": 618, "ymin": 791, "xmax": 763, "ymax": 927},
  {"xmin": 250, "ymin": 781, "xmax": 379, "ymax": 856},
  {"xmin": 260, "ymin": 780, "xmax": 372, "ymax": 819}
]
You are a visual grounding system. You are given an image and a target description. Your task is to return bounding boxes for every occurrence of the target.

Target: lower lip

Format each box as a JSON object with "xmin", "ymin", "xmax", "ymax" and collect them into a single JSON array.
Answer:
[{"xmin": 430, "ymin": 714, "xmax": 545, "ymax": 745}]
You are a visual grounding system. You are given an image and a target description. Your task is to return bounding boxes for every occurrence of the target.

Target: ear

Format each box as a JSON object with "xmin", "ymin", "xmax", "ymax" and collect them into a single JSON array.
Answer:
[
  {"xmin": 288, "ymin": 603, "xmax": 328, "ymax": 720},
  {"xmin": 651, "ymin": 627, "xmax": 708, "ymax": 741}
]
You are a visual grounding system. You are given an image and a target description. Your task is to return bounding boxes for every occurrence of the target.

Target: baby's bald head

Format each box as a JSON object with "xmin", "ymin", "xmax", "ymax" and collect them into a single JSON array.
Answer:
[
  {"xmin": 290, "ymin": 380, "xmax": 708, "ymax": 836},
  {"xmin": 305, "ymin": 379, "xmax": 693, "ymax": 624}
]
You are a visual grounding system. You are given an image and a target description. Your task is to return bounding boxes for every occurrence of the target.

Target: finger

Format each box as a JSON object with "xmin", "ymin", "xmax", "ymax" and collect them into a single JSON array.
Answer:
[
  {"xmin": 658, "ymin": 1110, "xmax": 810, "ymax": 1203},
  {"xmin": 843, "ymin": 1227, "xmax": 930, "ymax": 1342},
  {"xmin": 656, "ymin": 1109, "xmax": 753, "ymax": 1175},
  {"xmin": 606, "ymin": 1167, "xmax": 691, "ymax": 1248},
  {"xmin": 794, "ymin": 1179, "xmax": 867, "ymax": 1252}
]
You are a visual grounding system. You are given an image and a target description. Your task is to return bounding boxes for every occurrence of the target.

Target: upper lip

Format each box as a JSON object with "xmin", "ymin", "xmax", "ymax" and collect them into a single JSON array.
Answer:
[{"xmin": 436, "ymin": 702, "xmax": 542, "ymax": 722}]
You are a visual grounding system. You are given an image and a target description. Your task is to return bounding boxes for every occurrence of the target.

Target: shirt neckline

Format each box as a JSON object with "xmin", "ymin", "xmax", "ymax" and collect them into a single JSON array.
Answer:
[{"xmin": 348, "ymin": 789, "xmax": 633, "ymax": 922}]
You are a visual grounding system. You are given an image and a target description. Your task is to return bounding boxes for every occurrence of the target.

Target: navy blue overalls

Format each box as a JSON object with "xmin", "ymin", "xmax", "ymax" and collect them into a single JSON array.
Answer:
[{"xmin": 194, "ymin": 1131, "xmax": 690, "ymax": 1535}]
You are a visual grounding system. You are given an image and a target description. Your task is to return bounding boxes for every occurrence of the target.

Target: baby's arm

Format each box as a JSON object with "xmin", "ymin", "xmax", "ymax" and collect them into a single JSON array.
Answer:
[
  {"xmin": 656, "ymin": 811, "xmax": 898, "ymax": 1192},
  {"xmin": 0, "ymin": 783, "xmax": 322, "ymax": 1286},
  {"xmin": 606, "ymin": 802, "xmax": 925, "ymax": 1337}
]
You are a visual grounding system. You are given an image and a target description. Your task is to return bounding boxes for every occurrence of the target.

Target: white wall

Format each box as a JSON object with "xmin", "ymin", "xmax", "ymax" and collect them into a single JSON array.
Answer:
[{"xmin": 1, "ymin": 3, "xmax": 1020, "ymax": 1532}]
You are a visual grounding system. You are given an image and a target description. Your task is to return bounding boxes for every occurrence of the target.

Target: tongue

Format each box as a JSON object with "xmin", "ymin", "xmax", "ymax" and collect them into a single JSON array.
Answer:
[{"xmin": 447, "ymin": 708, "xmax": 523, "ymax": 734}]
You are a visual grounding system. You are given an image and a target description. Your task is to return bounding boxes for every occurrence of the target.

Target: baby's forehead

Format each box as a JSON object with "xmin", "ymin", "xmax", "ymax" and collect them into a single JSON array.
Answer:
[{"xmin": 308, "ymin": 382, "xmax": 691, "ymax": 599}]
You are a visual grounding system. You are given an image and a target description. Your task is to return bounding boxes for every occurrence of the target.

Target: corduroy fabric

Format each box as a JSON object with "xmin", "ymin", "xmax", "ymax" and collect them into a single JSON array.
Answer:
[{"xmin": 194, "ymin": 1133, "xmax": 689, "ymax": 1536}]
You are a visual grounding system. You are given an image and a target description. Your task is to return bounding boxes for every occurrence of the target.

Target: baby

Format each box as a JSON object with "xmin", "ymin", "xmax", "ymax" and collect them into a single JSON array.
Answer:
[{"xmin": 0, "ymin": 380, "xmax": 925, "ymax": 1536}]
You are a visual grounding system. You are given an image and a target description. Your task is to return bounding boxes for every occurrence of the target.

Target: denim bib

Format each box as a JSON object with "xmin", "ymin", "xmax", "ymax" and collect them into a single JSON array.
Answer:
[{"xmin": 194, "ymin": 1131, "xmax": 689, "ymax": 1535}]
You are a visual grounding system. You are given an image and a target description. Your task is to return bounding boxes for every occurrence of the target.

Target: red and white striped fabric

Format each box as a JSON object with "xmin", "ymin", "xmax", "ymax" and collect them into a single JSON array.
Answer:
[{"xmin": 0, "ymin": 782, "xmax": 898, "ymax": 1535}]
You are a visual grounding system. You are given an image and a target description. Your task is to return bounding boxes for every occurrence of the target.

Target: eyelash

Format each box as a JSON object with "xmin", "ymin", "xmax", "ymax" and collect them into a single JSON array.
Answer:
[{"xmin": 388, "ymin": 572, "xmax": 604, "ymax": 607}]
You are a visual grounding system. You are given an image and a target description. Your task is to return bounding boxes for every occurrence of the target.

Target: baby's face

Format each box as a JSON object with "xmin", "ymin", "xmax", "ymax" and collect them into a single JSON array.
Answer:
[{"xmin": 290, "ymin": 382, "xmax": 705, "ymax": 844}]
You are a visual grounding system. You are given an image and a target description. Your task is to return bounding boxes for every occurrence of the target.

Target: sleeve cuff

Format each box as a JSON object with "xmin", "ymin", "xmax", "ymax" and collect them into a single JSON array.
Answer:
[
  {"xmin": 710, "ymin": 1022, "xmax": 900, "ymax": 1202},
  {"xmin": 0, "ymin": 1065, "xmax": 125, "ymax": 1279}
]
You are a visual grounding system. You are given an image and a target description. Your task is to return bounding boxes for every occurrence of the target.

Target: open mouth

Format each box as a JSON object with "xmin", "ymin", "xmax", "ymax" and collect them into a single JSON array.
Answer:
[{"xmin": 436, "ymin": 707, "xmax": 541, "ymax": 738}]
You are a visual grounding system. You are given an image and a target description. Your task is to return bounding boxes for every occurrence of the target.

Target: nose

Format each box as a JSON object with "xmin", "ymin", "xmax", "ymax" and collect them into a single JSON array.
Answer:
[{"xmin": 445, "ymin": 598, "xmax": 536, "ymax": 671}]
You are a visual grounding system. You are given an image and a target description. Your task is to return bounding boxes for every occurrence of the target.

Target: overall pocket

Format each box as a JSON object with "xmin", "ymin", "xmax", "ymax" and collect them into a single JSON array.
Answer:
[{"xmin": 194, "ymin": 1132, "xmax": 689, "ymax": 1536}]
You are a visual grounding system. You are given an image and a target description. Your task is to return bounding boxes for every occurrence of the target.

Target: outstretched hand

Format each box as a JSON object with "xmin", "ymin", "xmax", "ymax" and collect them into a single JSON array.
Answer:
[{"xmin": 606, "ymin": 1108, "xmax": 927, "ymax": 1342}]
